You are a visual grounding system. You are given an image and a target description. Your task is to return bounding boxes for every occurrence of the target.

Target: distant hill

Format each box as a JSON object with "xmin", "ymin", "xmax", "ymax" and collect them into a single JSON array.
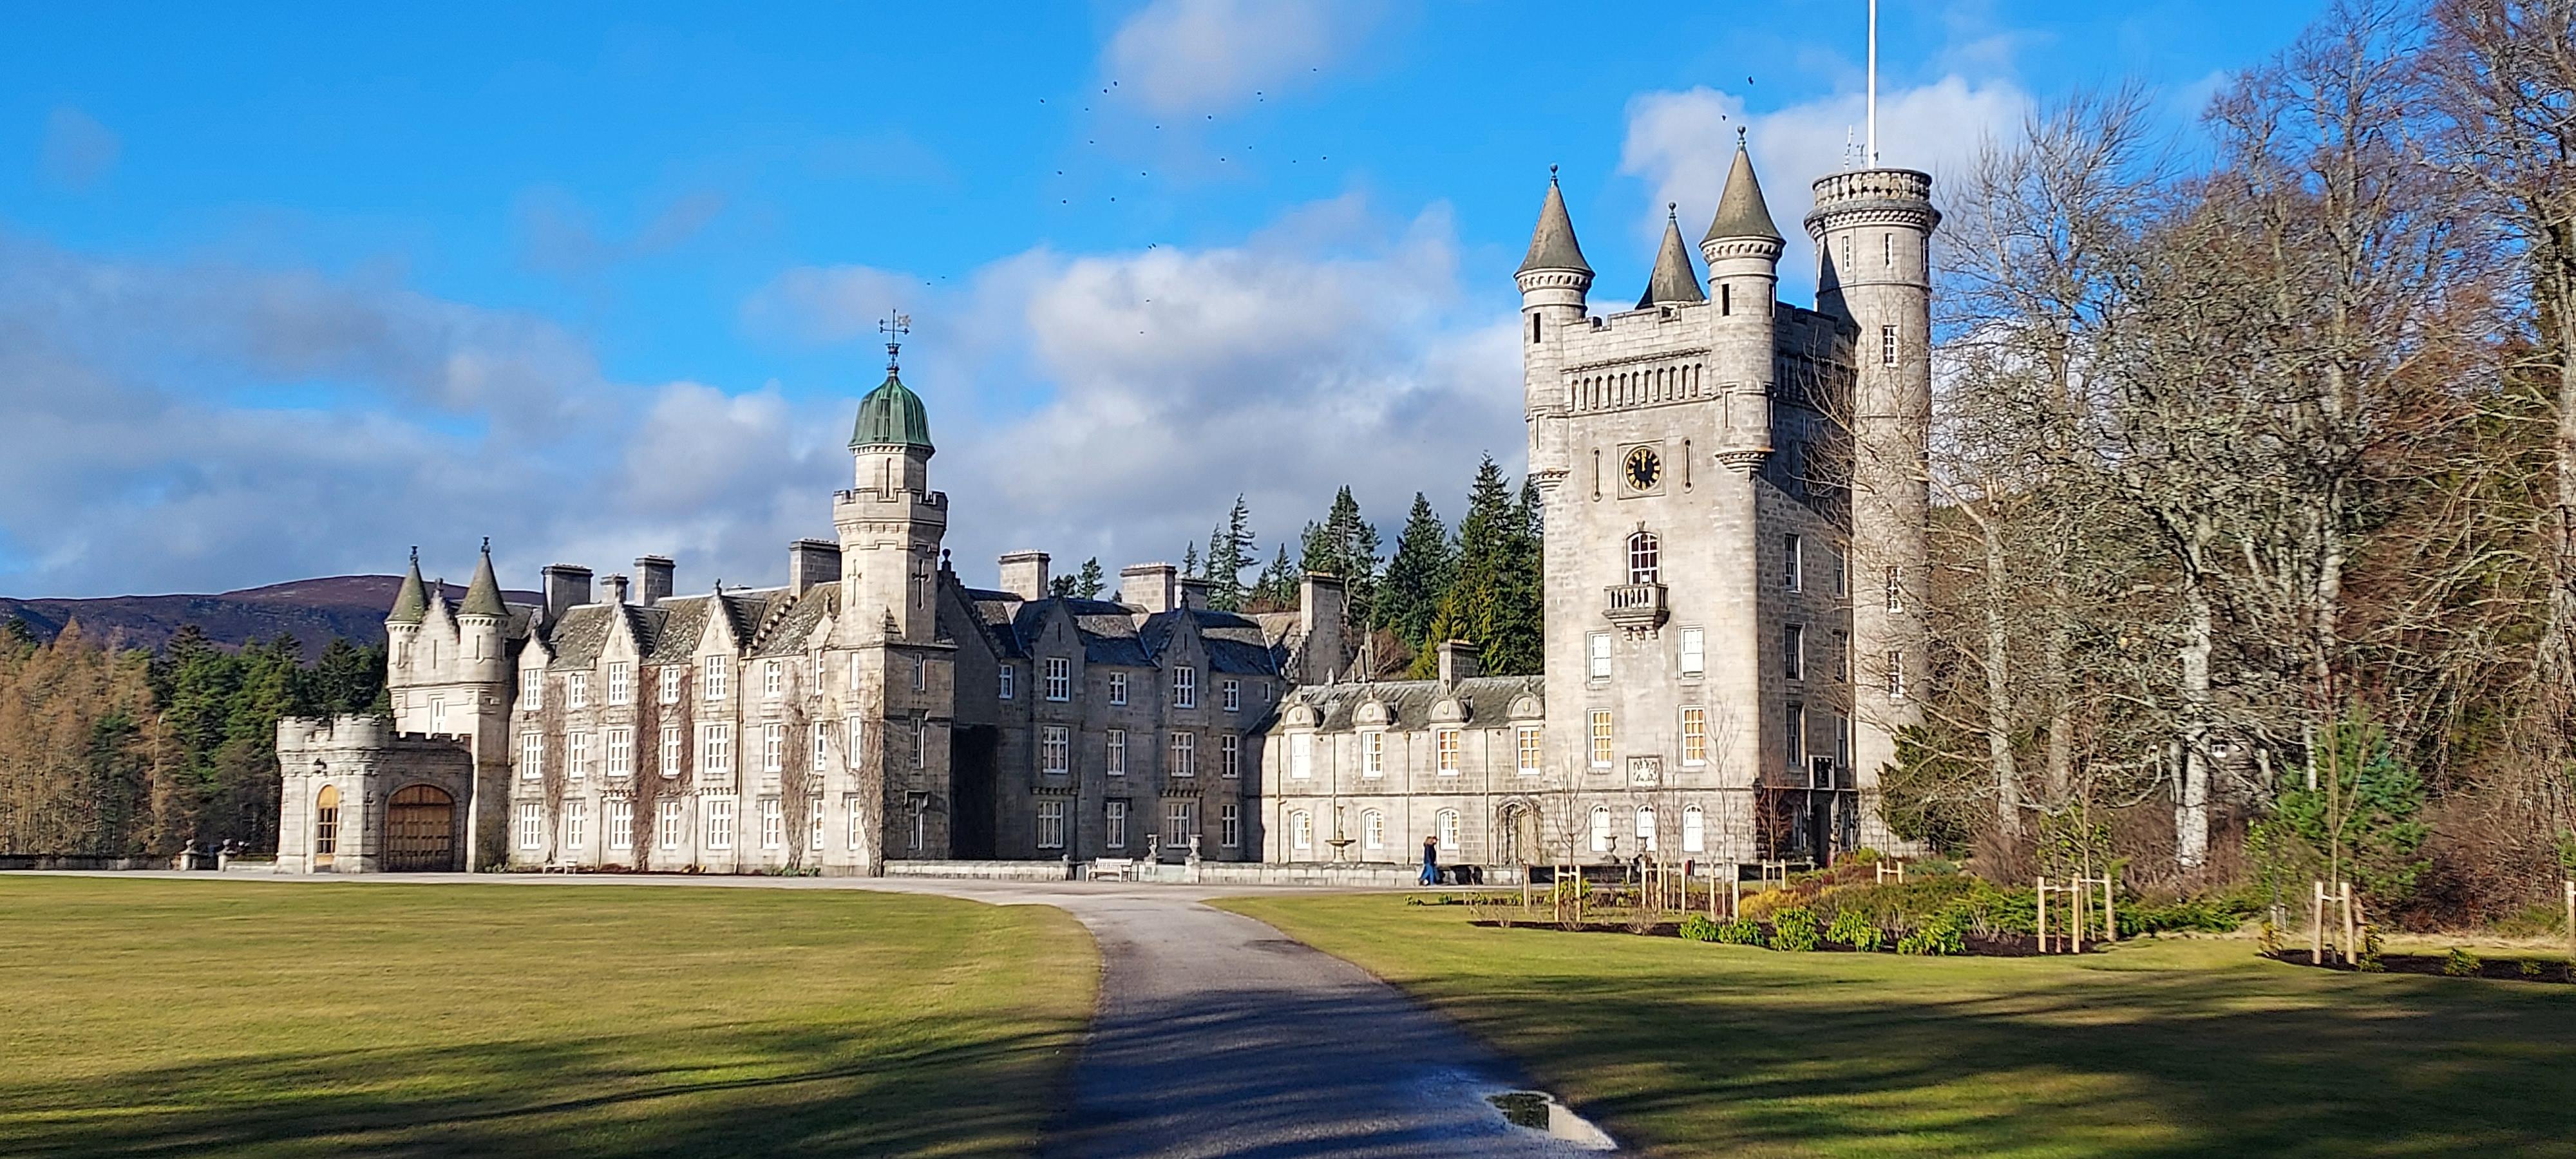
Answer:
[{"xmin": 0, "ymin": 575, "xmax": 541, "ymax": 655}]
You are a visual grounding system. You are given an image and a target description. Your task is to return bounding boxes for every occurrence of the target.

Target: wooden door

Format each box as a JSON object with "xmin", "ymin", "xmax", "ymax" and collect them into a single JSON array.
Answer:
[{"xmin": 383, "ymin": 784, "xmax": 457, "ymax": 871}]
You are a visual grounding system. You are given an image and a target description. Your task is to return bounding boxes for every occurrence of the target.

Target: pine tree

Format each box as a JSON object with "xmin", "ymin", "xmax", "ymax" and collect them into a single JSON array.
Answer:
[
  {"xmin": 1182, "ymin": 540, "xmax": 1200, "ymax": 579},
  {"xmin": 1075, "ymin": 557, "xmax": 1106, "ymax": 598},
  {"xmin": 1299, "ymin": 485, "xmax": 1383, "ymax": 628},
  {"xmin": 1248, "ymin": 545, "xmax": 1297, "ymax": 610},
  {"xmin": 1204, "ymin": 495, "xmax": 1255, "ymax": 611},
  {"xmin": 1378, "ymin": 492, "xmax": 1455, "ymax": 652},
  {"xmin": 1050, "ymin": 573, "xmax": 1079, "ymax": 598}
]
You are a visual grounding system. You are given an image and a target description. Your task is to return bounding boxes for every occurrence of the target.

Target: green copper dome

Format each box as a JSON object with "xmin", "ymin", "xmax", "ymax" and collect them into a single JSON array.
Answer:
[{"xmin": 849, "ymin": 371, "xmax": 934, "ymax": 454}]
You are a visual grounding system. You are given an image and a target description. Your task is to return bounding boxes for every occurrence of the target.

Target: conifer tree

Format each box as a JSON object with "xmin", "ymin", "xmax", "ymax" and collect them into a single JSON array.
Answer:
[
  {"xmin": 1378, "ymin": 492, "xmax": 1455, "ymax": 652},
  {"xmin": 1075, "ymin": 557, "xmax": 1106, "ymax": 599},
  {"xmin": 1181, "ymin": 540, "xmax": 1200, "ymax": 580},
  {"xmin": 1299, "ymin": 485, "xmax": 1383, "ymax": 628},
  {"xmin": 1203, "ymin": 495, "xmax": 1255, "ymax": 610}
]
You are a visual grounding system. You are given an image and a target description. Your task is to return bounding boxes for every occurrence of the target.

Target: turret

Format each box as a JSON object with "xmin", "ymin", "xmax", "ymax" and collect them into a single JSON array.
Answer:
[
  {"xmin": 1517, "ymin": 169, "xmax": 1593, "ymax": 491},
  {"xmin": 386, "ymin": 547, "xmax": 427, "ymax": 677},
  {"xmin": 1636, "ymin": 206, "xmax": 1705, "ymax": 309},
  {"xmin": 1806, "ymin": 165, "xmax": 1938, "ymax": 828},
  {"xmin": 834, "ymin": 332, "xmax": 948, "ymax": 644},
  {"xmin": 455, "ymin": 538, "xmax": 509, "ymax": 683},
  {"xmin": 1701, "ymin": 135, "xmax": 1784, "ymax": 467}
]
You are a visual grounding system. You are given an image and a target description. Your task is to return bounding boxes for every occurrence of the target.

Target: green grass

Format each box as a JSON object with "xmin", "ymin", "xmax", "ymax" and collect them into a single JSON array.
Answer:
[
  {"xmin": 1217, "ymin": 894, "xmax": 2576, "ymax": 1158},
  {"xmin": 0, "ymin": 877, "xmax": 1096, "ymax": 1158}
]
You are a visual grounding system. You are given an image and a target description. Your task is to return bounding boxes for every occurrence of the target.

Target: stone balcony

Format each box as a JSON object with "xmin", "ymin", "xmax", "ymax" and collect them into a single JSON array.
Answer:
[{"xmin": 1603, "ymin": 582, "xmax": 1667, "ymax": 632}]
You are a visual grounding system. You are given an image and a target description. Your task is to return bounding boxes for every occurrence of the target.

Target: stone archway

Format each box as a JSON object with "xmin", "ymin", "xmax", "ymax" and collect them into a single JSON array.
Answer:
[{"xmin": 383, "ymin": 784, "xmax": 458, "ymax": 872}]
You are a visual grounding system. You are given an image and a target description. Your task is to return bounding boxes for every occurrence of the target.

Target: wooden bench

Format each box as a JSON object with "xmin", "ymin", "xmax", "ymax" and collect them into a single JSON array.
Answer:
[{"xmin": 1088, "ymin": 857, "xmax": 1136, "ymax": 882}]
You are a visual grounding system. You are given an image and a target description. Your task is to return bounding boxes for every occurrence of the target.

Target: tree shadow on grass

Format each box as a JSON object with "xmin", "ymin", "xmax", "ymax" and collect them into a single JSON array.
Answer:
[
  {"xmin": 1415, "ymin": 948, "xmax": 2576, "ymax": 1158},
  {"xmin": 0, "ymin": 1015, "xmax": 1075, "ymax": 1158}
]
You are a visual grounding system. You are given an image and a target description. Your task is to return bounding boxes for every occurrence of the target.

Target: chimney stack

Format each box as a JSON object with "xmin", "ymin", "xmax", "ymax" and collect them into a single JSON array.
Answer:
[
  {"xmin": 634, "ymin": 556, "xmax": 674, "ymax": 606},
  {"xmin": 1176, "ymin": 577, "xmax": 1210, "ymax": 610},
  {"xmin": 789, "ymin": 540, "xmax": 842, "ymax": 596},
  {"xmin": 1298, "ymin": 572, "xmax": 1347, "ymax": 683},
  {"xmin": 1119, "ymin": 563, "xmax": 1178, "ymax": 614},
  {"xmin": 997, "ymin": 550, "xmax": 1051, "ymax": 600},
  {"xmin": 603, "ymin": 574, "xmax": 630, "ymax": 605},
  {"xmin": 1435, "ymin": 639, "xmax": 1482, "ymax": 685},
  {"xmin": 541, "ymin": 564, "xmax": 593, "ymax": 625}
]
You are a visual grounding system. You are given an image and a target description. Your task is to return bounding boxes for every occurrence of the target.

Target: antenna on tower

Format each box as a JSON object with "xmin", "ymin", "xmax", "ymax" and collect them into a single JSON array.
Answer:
[{"xmin": 1866, "ymin": 0, "xmax": 1880, "ymax": 167}]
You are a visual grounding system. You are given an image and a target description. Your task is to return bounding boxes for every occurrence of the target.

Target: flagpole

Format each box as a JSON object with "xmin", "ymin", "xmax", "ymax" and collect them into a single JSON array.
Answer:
[{"xmin": 1866, "ymin": 0, "xmax": 1879, "ymax": 167}]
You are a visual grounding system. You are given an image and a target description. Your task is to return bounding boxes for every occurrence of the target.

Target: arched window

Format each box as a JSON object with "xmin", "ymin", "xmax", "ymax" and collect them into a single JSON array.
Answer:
[
  {"xmin": 1291, "ymin": 810, "xmax": 1314, "ymax": 853},
  {"xmin": 1363, "ymin": 809, "xmax": 1385, "ymax": 853},
  {"xmin": 1589, "ymin": 805, "xmax": 1612, "ymax": 853},
  {"xmin": 1683, "ymin": 806, "xmax": 1707, "ymax": 854},
  {"xmin": 313, "ymin": 784, "xmax": 340, "ymax": 858},
  {"xmin": 1627, "ymin": 532, "xmax": 1660, "ymax": 584},
  {"xmin": 1635, "ymin": 806, "xmax": 1658, "ymax": 851},
  {"xmin": 1437, "ymin": 809, "xmax": 1461, "ymax": 853}
]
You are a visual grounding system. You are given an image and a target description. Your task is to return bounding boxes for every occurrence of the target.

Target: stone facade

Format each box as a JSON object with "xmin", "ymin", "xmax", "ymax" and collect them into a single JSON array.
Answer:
[
  {"xmin": 274, "ymin": 715, "xmax": 480, "ymax": 872},
  {"xmin": 274, "ymin": 146, "xmax": 1935, "ymax": 876}
]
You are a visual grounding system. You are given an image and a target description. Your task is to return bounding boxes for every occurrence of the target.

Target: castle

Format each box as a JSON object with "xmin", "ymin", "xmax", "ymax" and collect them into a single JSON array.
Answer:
[{"xmin": 275, "ymin": 142, "xmax": 1934, "ymax": 877}]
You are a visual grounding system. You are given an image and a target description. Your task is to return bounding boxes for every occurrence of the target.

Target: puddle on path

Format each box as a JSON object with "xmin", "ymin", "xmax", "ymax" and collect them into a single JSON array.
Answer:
[{"xmin": 1487, "ymin": 1090, "xmax": 1617, "ymax": 1151}]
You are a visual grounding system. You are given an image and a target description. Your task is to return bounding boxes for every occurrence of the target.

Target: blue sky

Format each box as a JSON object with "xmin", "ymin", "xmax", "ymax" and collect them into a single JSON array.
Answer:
[{"xmin": 1, "ymin": 0, "xmax": 2324, "ymax": 599}]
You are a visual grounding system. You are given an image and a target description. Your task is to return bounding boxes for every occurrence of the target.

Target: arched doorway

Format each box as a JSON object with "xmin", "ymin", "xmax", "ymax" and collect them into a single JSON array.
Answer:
[{"xmin": 384, "ymin": 784, "xmax": 458, "ymax": 871}]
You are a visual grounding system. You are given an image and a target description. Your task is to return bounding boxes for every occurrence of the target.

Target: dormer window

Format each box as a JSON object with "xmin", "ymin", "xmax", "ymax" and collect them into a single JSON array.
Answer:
[
  {"xmin": 1173, "ymin": 666, "xmax": 1197, "ymax": 710},
  {"xmin": 568, "ymin": 672, "xmax": 589, "ymax": 708},
  {"xmin": 520, "ymin": 668, "xmax": 542, "ymax": 709},
  {"xmin": 763, "ymin": 659, "xmax": 782, "ymax": 698},
  {"xmin": 702, "ymin": 654, "xmax": 728, "ymax": 701},
  {"xmin": 1045, "ymin": 657, "xmax": 1071, "ymax": 701},
  {"xmin": 660, "ymin": 666, "xmax": 681, "ymax": 704}
]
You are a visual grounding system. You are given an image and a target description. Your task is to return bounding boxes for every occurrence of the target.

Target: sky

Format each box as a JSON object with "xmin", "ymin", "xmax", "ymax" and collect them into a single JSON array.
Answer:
[{"xmin": 0, "ymin": 0, "xmax": 2326, "ymax": 599}]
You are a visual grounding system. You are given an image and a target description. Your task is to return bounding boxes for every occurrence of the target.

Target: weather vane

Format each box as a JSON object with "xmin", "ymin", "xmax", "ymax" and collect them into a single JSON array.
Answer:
[{"xmin": 880, "ymin": 311, "xmax": 911, "ymax": 373}]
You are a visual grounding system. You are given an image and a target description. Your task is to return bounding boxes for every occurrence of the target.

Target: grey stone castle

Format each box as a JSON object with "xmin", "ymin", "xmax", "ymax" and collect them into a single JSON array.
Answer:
[{"xmin": 275, "ymin": 143, "xmax": 1934, "ymax": 877}]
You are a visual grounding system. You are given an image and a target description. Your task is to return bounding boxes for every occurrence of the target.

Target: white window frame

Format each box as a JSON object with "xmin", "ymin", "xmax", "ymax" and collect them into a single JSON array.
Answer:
[
  {"xmin": 1044, "ymin": 657, "xmax": 1070, "ymax": 701},
  {"xmin": 568, "ymin": 672, "xmax": 589, "ymax": 709},
  {"xmin": 516, "ymin": 803, "xmax": 543, "ymax": 851},
  {"xmin": 1785, "ymin": 625, "xmax": 1806, "ymax": 681},
  {"xmin": 845, "ymin": 716, "xmax": 864, "ymax": 769},
  {"xmin": 703, "ymin": 654, "xmax": 728, "ymax": 701},
  {"xmin": 609, "ymin": 799, "xmax": 634, "ymax": 851},
  {"xmin": 659, "ymin": 665, "xmax": 681, "ymax": 705},
  {"xmin": 1106, "ymin": 800, "xmax": 1128, "ymax": 849},
  {"xmin": 1170, "ymin": 731, "xmax": 1196, "ymax": 778},
  {"xmin": 1438, "ymin": 808, "xmax": 1461, "ymax": 853},
  {"xmin": 1163, "ymin": 800, "xmax": 1195, "ymax": 845},
  {"xmin": 660, "ymin": 726, "xmax": 682, "ymax": 778},
  {"xmin": 658, "ymin": 800, "xmax": 684, "ymax": 849},
  {"xmin": 520, "ymin": 668, "xmax": 543, "ymax": 709},
  {"xmin": 1362, "ymin": 730, "xmax": 1385, "ymax": 779},
  {"xmin": 1588, "ymin": 632, "xmax": 1611, "ymax": 680},
  {"xmin": 1435, "ymin": 728, "xmax": 1461, "ymax": 776},
  {"xmin": 565, "ymin": 798, "xmax": 587, "ymax": 851},
  {"xmin": 913, "ymin": 718, "xmax": 927, "ymax": 768},
  {"xmin": 1220, "ymin": 803, "xmax": 1240, "ymax": 848},
  {"xmin": 1589, "ymin": 710, "xmax": 1613, "ymax": 768},
  {"xmin": 1108, "ymin": 672, "xmax": 1128, "ymax": 706},
  {"xmin": 1627, "ymin": 531, "xmax": 1660, "ymax": 585},
  {"xmin": 764, "ymin": 659, "xmax": 782, "ymax": 698},
  {"xmin": 1882, "ymin": 323, "xmax": 1900, "ymax": 366},
  {"xmin": 845, "ymin": 794, "xmax": 866, "ymax": 850},
  {"xmin": 1291, "ymin": 810, "xmax": 1314, "ymax": 853},
  {"xmin": 701, "ymin": 723, "xmax": 732, "ymax": 778},
  {"xmin": 1681, "ymin": 705, "xmax": 1709, "ymax": 766},
  {"xmin": 1220, "ymin": 733, "xmax": 1240, "ymax": 778},
  {"xmin": 609, "ymin": 662, "xmax": 630, "ymax": 705},
  {"xmin": 1636, "ymin": 806, "xmax": 1658, "ymax": 851},
  {"xmin": 1222, "ymin": 679, "xmax": 1240, "ymax": 713},
  {"xmin": 1515, "ymin": 725, "xmax": 1542, "ymax": 776},
  {"xmin": 1785, "ymin": 533, "xmax": 1804, "ymax": 592},
  {"xmin": 761, "ymin": 797, "xmax": 784, "ymax": 849},
  {"xmin": 607, "ymin": 727, "xmax": 632, "ymax": 778},
  {"xmin": 998, "ymin": 664, "xmax": 1014, "ymax": 701},
  {"xmin": 812, "ymin": 721, "xmax": 833, "ymax": 772},
  {"xmin": 1106, "ymin": 728, "xmax": 1127, "ymax": 777},
  {"xmin": 1589, "ymin": 805, "xmax": 1612, "ymax": 853},
  {"xmin": 521, "ymin": 732, "xmax": 543, "ymax": 781},
  {"xmin": 762, "ymin": 722, "xmax": 784, "ymax": 773},
  {"xmin": 705, "ymin": 796, "xmax": 736, "ymax": 850},
  {"xmin": 567, "ymin": 730, "xmax": 590, "ymax": 781},
  {"xmin": 1037, "ymin": 800, "xmax": 1066, "ymax": 849},
  {"xmin": 810, "ymin": 798, "xmax": 826, "ymax": 851},
  {"xmin": 1679, "ymin": 627, "xmax": 1705, "ymax": 677},
  {"xmin": 1290, "ymin": 732, "xmax": 1313, "ymax": 780},
  {"xmin": 1363, "ymin": 809, "xmax": 1385, "ymax": 852},
  {"xmin": 1042, "ymin": 726, "xmax": 1071, "ymax": 777},
  {"xmin": 1683, "ymin": 806, "xmax": 1707, "ymax": 853},
  {"xmin": 1173, "ymin": 666, "xmax": 1197, "ymax": 709}
]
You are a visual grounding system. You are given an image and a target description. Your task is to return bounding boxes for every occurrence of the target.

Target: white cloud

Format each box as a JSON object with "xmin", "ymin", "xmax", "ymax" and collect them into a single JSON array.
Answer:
[
  {"xmin": 1101, "ymin": 0, "xmax": 1373, "ymax": 115},
  {"xmin": 37, "ymin": 106, "xmax": 120, "ymax": 191},
  {"xmin": 1620, "ymin": 77, "xmax": 2029, "ymax": 299}
]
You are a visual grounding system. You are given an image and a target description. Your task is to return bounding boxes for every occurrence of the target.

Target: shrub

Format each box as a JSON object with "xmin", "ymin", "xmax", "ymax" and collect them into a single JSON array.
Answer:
[
  {"xmin": 1678, "ymin": 914, "xmax": 1721, "ymax": 942},
  {"xmin": 2119, "ymin": 890, "xmax": 2262, "ymax": 936},
  {"xmin": 1897, "ymin": 909, "xmax": 1969, "ymax": 956},
  {"xmin": 2443, "ymin": 947, "xmax": 2481, "ymax": 977},
  {"xmin": 1714, "ymin": 917, "xmax": 1768, "ymax": 947},
  {"xmin": 1826, "ymin": 909, "xmax": 1884, "ymax": 952},
  {"xmin": 1739, "ymin": 888, "xmax": 1800, "ymax": 922},
  {"xmin": 2356, "ymin": 924, "xmax": 2385, "ymax": 972},
  {"xmin": 2520, "ymin": 958, "xmax": 2548, "ymax": 979},
  {"xmin": 1772, "ymin": 907, "xmax": 1822, "ymax": 952}
]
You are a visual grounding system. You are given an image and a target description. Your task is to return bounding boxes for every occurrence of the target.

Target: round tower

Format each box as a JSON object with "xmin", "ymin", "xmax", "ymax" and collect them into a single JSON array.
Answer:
[
  {"xmin": 835, "ymin": 336, "xmax": 947, "ymax": 645},
  {"xmin": 1515, "ymin": 169, "xmax": 1591, "ymax": 493},
  {"xmin": 455, "ymin": 538, "xmax": 510, "ymax": 683},
  {"xmin": 385, "ymin": 547, "xmax": 428, "ymax": 682},
  {"xmin": 1701, "ymin": 136, "xmax": 1785, "ymax": 467},
  {"xmin": 1805, "ymin": 167, "xmax": 1938, "ymax": 832}
]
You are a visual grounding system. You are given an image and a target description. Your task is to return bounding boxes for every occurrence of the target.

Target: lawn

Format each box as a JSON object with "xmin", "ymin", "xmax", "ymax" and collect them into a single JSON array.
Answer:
[
  {"xmin": 0, "ymin": 877, "xmax": 1096, "ymax": 1158},
  {"xmin": 1217, "ymin": 894, "xmax": 2576, "ymax": 1159}
]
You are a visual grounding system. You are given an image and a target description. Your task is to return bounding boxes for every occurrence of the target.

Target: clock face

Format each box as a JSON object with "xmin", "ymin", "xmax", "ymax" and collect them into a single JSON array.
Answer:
[{"xmin": 1624, "ymin": 446, "xmax": 1663, "ymax": 491}]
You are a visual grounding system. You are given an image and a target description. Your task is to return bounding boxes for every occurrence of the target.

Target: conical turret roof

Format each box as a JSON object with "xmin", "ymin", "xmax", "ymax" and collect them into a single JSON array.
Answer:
[
  {"xmin": 1703, "ymin": 140, "xmax": 1783, "ymax": 244},
  {"xmin": 459, "ymin": 540, "xmax": 508, "ymax": 618},
  {"xmin": 849, "ymin": 370, "xmax": 934, "ymax": 453},
  {"xmin": 1638, "ymin": 207, "xmax": 1707, "ymax": 308},
  {"xmin": 388, "ymin": 549, "xmax": 428, "ymax": 624},
  {"xmin": 1517, "ymin": 173, "xmax": 1592, "ymax": 275}
]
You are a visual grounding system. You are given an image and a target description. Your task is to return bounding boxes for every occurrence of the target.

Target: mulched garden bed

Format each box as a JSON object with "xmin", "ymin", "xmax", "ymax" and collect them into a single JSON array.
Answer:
[
  {"xmin": 1468, "ymin": 919, "xmax": 2067, "ymax": 957},
  {"xmin": 2266, "ymin": 949, "xmax": 2576, "ymax": 983}
]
